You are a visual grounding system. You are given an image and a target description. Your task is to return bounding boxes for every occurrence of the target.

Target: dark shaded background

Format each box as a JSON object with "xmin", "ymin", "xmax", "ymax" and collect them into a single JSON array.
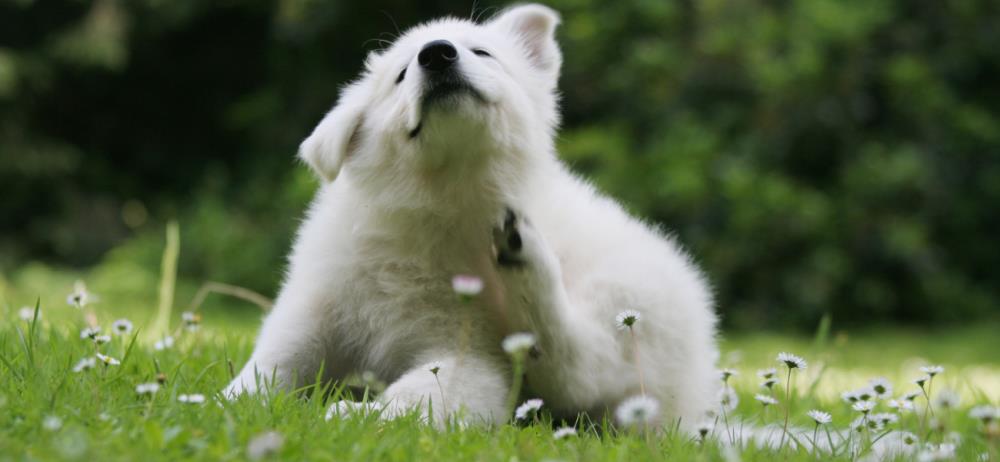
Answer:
[{"xmin": 2, "ymin": 0, "xmax": 998, "ymax": 329}]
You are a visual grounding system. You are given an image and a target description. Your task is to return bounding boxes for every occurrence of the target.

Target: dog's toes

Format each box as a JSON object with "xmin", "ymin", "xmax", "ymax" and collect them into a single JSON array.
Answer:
[{"xmin": 494, "ymin": 207, "xmax": 526, "ymax": 268}]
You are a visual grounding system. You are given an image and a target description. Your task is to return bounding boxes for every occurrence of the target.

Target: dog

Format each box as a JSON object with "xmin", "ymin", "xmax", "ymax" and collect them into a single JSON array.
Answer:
[{"xmin": 225, "ymin": 3, "xmax": 720, "ymax": 429}]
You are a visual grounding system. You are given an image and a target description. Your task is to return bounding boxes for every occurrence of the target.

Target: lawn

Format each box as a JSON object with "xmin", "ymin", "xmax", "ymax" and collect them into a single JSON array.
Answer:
[{"xmin": 1, "ymin": 276, "xmax": 998, "ymax": 461}]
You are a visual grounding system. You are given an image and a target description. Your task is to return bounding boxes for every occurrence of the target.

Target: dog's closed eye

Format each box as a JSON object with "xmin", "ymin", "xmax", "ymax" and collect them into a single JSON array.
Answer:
[
  {"xmin": 472, "ymin": 48, "xmax": 493, "ymax": 58},
  {"xmin": 396, "ymin": 66, "xmax": 407, "ymax": 84}
]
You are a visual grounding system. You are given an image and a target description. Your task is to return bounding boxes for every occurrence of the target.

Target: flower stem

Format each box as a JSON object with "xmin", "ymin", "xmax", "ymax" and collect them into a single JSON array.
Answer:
[
  {"xmin": 779, "ymin": 368, "xmax": 792, "ymax": 449},
  {"xmin": 628, "ymin": 327, "xmax": 646, "ymax": 396}
]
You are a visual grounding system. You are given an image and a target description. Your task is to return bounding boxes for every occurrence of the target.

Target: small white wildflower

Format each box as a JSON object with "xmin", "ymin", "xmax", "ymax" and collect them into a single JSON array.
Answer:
[
  {"xmin": 154, "ymin": 336, "xmax": 175, "ymax": 351},
  {"xmin": 868, "ymin": 377, "xmax": 893, "ymax": 399},
  {"xmin": 917, "ymin": 443, "xmax": 956, "ymax": 462},
  {"xmin": 888, "ymin": 399, "xmax": 914, "ymax": 412},
  {"xmin": 553, "ymin": 426, "xmax": 577, "ymax": 439},
  {"xmin": 614, "ymin": 310, "xmax": 642, "ymax": 330},
  {"xmin": 427, "ymin": 361, "xmax": 442, "ymax": 376},
  {"xmin": 841, "ymin": 390, "xmax": 860, "ymax": 403},
  {"xmin": 136, "ymin": 382, "xmax": 160, "ymax": 395},
  {"xmin": 855, "ymin": 387, "xmax": 876, "ymax": 402},
  {"xmin": 934, "ymin": 389, "xmax": 960, "ymax": 409},
  {"xmin": 66, "ymin": 281, "xmax": 96, "ymax": 308},
  {"xmin": 807, "ymin": 409, "xmax": 832, "ymax": 425},
  {"xmin": 849, "ymin": 416, "xmax": 868, "ymax": 432},
  {"xmin": 178, "ymin": 394, "xmax": 206, "ymax": 404},
  {"xmin": 914, "ymin": 375, "xmax": 930, "ymax": 389},
  {"xmin": 754, "ymin": 394, "xmax": 777, "ymax": 407},
  {"xmin": 920, "ymin": 365, "xmax": 944, "ymax": 377},
  {"xmin": 899, "ymin": 431, "xmax": 919, "ymax": 446},
  {"xmin": 112, "ymin": 319, "xmax": 133, "ymax": 336},
  {"xmin": 718, "ymin": 387, "xmax": 739, "ymax": 413},
  {"xmin": 969, "ymin": 405, "xmax": 999, "ymax": 423},
  {"xmin": 72, "ymin": 357, "xmax": 97, "ymax": 373},
  {"xmin": 514, "ymin": 398, "xmax": 544, "ymax": 420},
  {"xmin": 776, "ymin": 352, "xmax": 807, "ymax": 370},
  {"xmin": 451, "ymin": 274, "xmax": 484, "ymax": 298},
  {"xmin": 871, "ymin": 412, "xmax": 899, "ymax": 426},
  {"xmin": 502, "ymin": 332, "xmax": 536, "ymax": 355},
  {"xmin": 247, "ymin": 430, "xmax": 284, "ymax": 461},
  {"xmin": 760, "ymin": 377, "xmax": 779, "ymax": 390},
  {"xmin": 93, "ymin": 334, "xmax": 111, "ymax": 345},
  {"xmin": 80, "ymin": 326, "xmax": 101, "ymax": 340},
  {"xmin": 42, "ymin": 415, "xmax": 63, "ymax": 431},
  {"xmin": 18, "ymin": 306, "xmax": 39, "ymax": 321},
  {"xmin": 615, "ymin": 395, "xmax": 660, "ymax": 428},
  {"xmin": 903, "ymin": 390, "xmax": 922, "ymax": 401},
  {"xmin": 852, "ymin": 401, "xmax": 875, "ymax": 414},
  {"xmin": 95, "ymin": 352, "xmax": 120, "ymax": 366},
  {"xmin": 757, "ymin": 368, "xmax": 777, "ymax": 379},
  {"xmin": 719, "ymin": 368, "xmax": 738, "ymax": 383},
  {"xmin": 181, "ymin": 311, "xmax": 202, "ymax": 332}
]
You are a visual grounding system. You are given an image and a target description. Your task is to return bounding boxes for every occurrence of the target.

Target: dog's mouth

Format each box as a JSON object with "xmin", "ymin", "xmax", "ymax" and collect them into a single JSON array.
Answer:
[{"xmin": 409, "ymin": 74, "xmax": 485, "ymax": 139}]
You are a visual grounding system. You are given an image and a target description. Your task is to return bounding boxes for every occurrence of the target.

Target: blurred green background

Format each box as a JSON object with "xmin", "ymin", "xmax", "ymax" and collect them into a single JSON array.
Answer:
[{"xmin": 2, "ymin": 0, "xmax": 999, "ymax": 331}]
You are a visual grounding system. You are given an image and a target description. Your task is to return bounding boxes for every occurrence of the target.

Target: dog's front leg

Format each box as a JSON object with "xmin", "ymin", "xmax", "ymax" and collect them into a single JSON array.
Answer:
[
  {"xmin": 224, "ymin": 291, "xmax": 334, "ymax": 397},
  {"xmin": 373, "ymin": 352, "xmax": 509, "ymax": 427}
]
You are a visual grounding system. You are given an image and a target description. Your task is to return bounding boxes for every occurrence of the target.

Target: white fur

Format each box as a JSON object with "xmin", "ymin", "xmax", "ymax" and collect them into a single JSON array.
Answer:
[{"xmin": 226, "ymin": 4, "xmax": 719, "ymax": 429}]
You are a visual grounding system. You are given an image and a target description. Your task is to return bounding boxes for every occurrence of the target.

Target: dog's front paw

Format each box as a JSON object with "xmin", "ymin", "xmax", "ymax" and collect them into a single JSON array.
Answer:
[{"xmin": 493, "ymin": 208, "xmax": 526, "ymax": 268}]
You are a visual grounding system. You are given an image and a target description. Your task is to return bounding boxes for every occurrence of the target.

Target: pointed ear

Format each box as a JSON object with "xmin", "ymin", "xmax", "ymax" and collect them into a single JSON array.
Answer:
[
  {"xmin": 489, "ymin": 4, "xmax": 562, "ymax": 75},
  {"xmin": 298, "ymin": 79, "xmax": 371, "ymax": 182}
]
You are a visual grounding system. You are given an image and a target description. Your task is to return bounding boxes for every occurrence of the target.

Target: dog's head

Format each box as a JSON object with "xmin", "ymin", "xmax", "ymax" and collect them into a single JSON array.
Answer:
[{"xmin": 299, "ymin": 4, "xmax": 561, "ymax": 189}]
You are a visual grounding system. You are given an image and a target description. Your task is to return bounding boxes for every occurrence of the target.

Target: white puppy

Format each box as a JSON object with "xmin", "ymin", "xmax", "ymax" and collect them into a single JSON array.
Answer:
[{"xmin": 226, "ymin": 4, "xmax": 719, "ymax": 429}]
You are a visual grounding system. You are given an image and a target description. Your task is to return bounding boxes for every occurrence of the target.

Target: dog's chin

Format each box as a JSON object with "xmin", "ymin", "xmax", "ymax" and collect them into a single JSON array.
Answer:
[{"xmin": 409, "ymin": 82, "xmax": 486, "ymax": 139}]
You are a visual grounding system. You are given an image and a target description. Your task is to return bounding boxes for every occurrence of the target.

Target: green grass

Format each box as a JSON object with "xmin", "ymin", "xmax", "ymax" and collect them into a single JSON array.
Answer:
[{"xmin": 1, "ymin": 297, "xmax": 998, "ymax": 461}]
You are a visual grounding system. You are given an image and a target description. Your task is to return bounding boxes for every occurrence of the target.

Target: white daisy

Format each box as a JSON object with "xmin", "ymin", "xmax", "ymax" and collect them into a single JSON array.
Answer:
[
  {"xmin": 247, "ymin": 430, "xmax": 284, "ymax": 461},
  {"xmin": 181, "ymin": 311, "xmax": 201, "ymax": 332},
  {"xmin": 80, "ymin": 326, "xmax": 101, "ymax": 340},
  {"xmin": 553, "ymin": 426, "xmax": 577, "ymax": 439},
  {"xmin": 93, "ymin": 334, "xmax": 111, "ymax": 345},
  {"xmin": 899, "ymin": 431, "xmax": 919, "ymax": 446},
  {"xmin": 66, "ymin": 280, "xmax": 96, "ymax": 309},
  {"xmin": 718, "ymin": 387, "xmax": 739, "ymax": 413},
  {"xmin": 136, "ymin": 382, "xmax": 160, "ymax": 395},
  {"xmin": 757, "ymin": 368, "xmax": 777, "ymax": 379},
  {"xmin": 914, "ymin": 375, "xmax": 930, "ymax": 388},
  {"xmin": 868, "ymin": 377, "xmax": 893, "ymax": 399},
  {"xmin": 760, "ymin": 377, "xmax": 779, "ymax": 390},
  {"xmin": 841, "ymin": 390, "xmax": 860, "ymax": 403},
  {"xmin": 72, "ymin": 357, "xmax": 97, "ymax": 373},
  {"xmin": 42, "ymin": 415, "xmax": 63, "ymax": 431},
  {"xmin": 807, "ymin": 409, "xmax": 832, "ymax": 425},
  {"xmin": 969, "ymin": 405, "xmax": 999, "ymax": 423},
  {"xmin": 18, "ymin": 306, "xmax": 39, "ymax": 321},
  {"xmin": 614, "ymin": 310, "xmax": 642, "ymax": 330},
  {"xmin": 95, "ymin": 352, "xmax": 120, "ymax": 366},
  {"xmin": 154, "ymin": 336, "xmax": 175, "ymax": 351},
  {"xmin": 849, "ymin": 416, "xmax": 868, "ymax": 432},
  {"xmin": 855, "ymin": 388, "xmax": 876, "ymax": 402},
  {"xmin": 615, "ymin": 395, "xmax": 660, "ymax": 428},
  {"xmin": 514, "ymin": 398, "xmax": 544, "ymax": 420},
  {"xmin": 920, "ymin": 365, "xmax": 944, "ymax": 377},
  {"xmin": 888, "ymin": 399, "xmax": 914, "ymax": 412},
  {"xmin": 719, "ymin": 368, "xmax": 738, "ymax": 383},
  {"xmin": 427, "ymin": 361, "xmax": 442, "ymax": 376},
  {"xmin": 754, "ymin": 394, "xmax": 778, "ymax": 407},
  {"xmin": 451, "ymin": 274, "xmax": 483, "ymax": 298},
  {"xmin": 178, "ymin": 394, "xmax": 206, "ymax": 404},
  {"xmin": 852, "ymin": 401, "xmax": 875, "ymax": 414},
  {"xmin": 871, "ymin": 412, "xmax": 899, "ymax": 426},
  {"xmin": 776, "ymin": 352, "xmax": 807, "ymax": 370},
  {"xmin": 934, "ymin": 389, "xmax": 960, "ymax": 409},
  {"xmin": 902, "ymin": 390, "xmax": 922, "ymax": 401},
  {"xmin": 502, "ymin": 332, "xmax": 536, "ymax": 355},
  {"xmin": 112, "ymin": 319, "xmax": 133, "ymax": 336}
]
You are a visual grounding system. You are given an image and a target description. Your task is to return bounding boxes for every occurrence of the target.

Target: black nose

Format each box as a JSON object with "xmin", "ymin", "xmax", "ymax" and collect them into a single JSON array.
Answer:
[{"xmin": 418, "ymin": 40, "xmax": 458, "ymax": 72}]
